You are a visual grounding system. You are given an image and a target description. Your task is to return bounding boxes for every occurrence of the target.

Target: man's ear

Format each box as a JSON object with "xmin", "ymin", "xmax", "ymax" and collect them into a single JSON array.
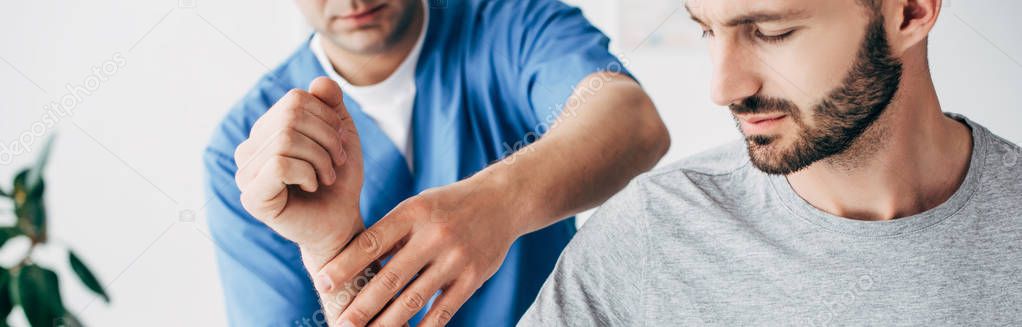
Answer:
[{"xmin": 886, "ymin": 0, "xmax": 941, "ymax": 54}]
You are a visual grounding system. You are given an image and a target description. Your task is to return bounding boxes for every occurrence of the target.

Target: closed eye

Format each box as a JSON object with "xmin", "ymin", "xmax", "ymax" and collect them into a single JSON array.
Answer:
[{"xmin": 754, "ymin": 28, "xmax": 797, "ymax": 43}]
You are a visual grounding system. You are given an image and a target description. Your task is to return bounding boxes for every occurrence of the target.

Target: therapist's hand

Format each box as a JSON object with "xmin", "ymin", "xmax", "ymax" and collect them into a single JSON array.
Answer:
[
  {"xmin": 234, "ymin": 77, "xmax": 366, "ymax": 271},
  {"xmin": 313, "ymin": 174, "xmax": 523, "ymax": 327}
]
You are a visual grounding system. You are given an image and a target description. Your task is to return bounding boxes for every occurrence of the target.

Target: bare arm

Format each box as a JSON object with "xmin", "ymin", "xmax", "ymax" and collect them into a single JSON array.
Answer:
[
  {"xmin": 314, "ymin": 71, "xmax": 669, "ymax": 327},
  {"xmin": 491, "ymin": 71, "xmax": 670, "ymax": 238}
]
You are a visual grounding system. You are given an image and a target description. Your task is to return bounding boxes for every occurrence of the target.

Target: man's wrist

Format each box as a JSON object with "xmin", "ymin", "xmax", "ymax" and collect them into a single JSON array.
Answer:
[
  {"xmin": 300, "ymin": 216, "xmax": 365, "ymax": 272},
  {"xmin": 464, "ymin": 164, "xmax": 547, "ymax": 239},
  {"xmin": 300, "ymin": 246, "xmax": 340, "ymax": 275}
]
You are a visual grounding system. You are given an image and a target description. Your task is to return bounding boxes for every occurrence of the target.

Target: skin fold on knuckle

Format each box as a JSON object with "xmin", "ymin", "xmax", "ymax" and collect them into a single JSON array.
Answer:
[
  {"xmin": 402, "ymin": 291, "xmax": 426, "ymax": 312},
  {"xmin": 357, "ymin": 229, "xmax": 382, "ymax": 255},
  {"xmin": 327, "ymin": 132, "xmax": 343, "ymax": 156},
  {"xmin": 277, "ymin": 129, "xmax": 301, "ymax": 151},
  {"xmin": 342, "ymin": 306, "xmax": 371, "ymax": 326},
  {"xmin": 280, "ymin": 97, "xmax": 306, "ymax": 126},
  {"xmin": 430, "ymin": 307, "xmax": 454, "ymax": 326},
  {"xmin": 378, "ymin": 270, "xmax": 401, "ymax": 292},
  {"xmin": 270, "ymin": 156, "xmax": 293, "ymax": 179}
]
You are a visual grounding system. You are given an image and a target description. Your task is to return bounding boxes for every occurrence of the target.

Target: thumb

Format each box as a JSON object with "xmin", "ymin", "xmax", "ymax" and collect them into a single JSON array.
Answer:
[
  {"xmin": 309, "ymin": 76, "xmax": 362, "ymax": 161},
  {"xmin": 309, "ymin": 76, "xmax": 358, "ymax": 130},
  {"xmin": 308, "ymin": 76, "xmax": 343, "ymax": 108}
]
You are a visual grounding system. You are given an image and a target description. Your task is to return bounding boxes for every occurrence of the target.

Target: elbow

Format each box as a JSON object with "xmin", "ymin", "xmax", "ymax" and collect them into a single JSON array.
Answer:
[
  {"xmin": 589, "ymin": 73, "xmax": 671, "ymax": 170},
  {"xmin": 634, "ymin": 92, "xmax": 671, "ymax": 168},
  {"xmin": 649, "ymin": 111, "xmax": 671, "ymax": 163}
]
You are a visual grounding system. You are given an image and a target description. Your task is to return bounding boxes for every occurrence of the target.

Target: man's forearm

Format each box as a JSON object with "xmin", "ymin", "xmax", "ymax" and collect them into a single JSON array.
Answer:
[{"xmin": 474, "ymin": 72, "xmax": 670, "ymax": 237}]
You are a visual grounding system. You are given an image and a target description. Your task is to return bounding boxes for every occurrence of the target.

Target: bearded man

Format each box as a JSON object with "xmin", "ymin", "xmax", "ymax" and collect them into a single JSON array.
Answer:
[{"xmin": 519, "ymin": 0, "xmax": 1022, "ymax": 325}]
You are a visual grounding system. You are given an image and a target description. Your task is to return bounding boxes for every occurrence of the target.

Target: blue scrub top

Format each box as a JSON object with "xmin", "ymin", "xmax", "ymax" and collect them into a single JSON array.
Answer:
[{"xmin": 204, "ymin": 0, "xmax": 630, "ymax": 325}]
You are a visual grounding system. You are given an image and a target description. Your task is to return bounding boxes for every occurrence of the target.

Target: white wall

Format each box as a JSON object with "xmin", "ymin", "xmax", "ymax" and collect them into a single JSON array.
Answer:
[{"xmin": 1, "ymin": 1, "xmax": 1019, "ymax": 325}]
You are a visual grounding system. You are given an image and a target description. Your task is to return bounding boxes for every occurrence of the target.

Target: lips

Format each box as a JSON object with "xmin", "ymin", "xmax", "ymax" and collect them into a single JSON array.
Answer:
[
  {"xmin": 738, "ymin": 113, "xmax": 787, "ymax": 125},
  {"xmin": 736, "ymin": 113, "xmax": 788, "ymax": 135},
  {"xmin": 338, "ymin": 3, "xmax": 387, "ymax": 21}
]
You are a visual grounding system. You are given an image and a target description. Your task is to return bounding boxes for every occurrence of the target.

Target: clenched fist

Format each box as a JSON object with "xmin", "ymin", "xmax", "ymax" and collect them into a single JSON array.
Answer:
[{"xmin": 234, "ymin": 77, "xmax": 365, "ymax": 271}]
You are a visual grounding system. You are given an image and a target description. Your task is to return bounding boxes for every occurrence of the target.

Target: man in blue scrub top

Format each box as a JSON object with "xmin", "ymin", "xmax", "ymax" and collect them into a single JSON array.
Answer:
[{"xmin": 204, "ymin": 0, "xmax": 670, "ymax": 326}]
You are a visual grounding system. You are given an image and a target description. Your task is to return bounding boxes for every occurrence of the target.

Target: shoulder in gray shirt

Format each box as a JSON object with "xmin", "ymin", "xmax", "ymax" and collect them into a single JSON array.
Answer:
[{"xmin": 519, "ymin": 114, "xmax": 1022, "ymax": 326}]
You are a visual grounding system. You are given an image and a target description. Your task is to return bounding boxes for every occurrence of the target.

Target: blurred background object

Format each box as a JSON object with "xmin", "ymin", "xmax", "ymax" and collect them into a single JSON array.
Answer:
[
  {"xmin": 1, "ymin": 136, "xmax": 110, "ymax": 327},
  {"xmin": 1, "ymin": 0, "xmax": 1020, "ymax": 325}
]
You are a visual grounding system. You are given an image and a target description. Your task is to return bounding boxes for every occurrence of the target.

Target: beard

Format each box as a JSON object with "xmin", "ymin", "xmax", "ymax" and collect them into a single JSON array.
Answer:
[{"xmin": 731, "ymin": 16, "xmax": 903, "ymax": 175}]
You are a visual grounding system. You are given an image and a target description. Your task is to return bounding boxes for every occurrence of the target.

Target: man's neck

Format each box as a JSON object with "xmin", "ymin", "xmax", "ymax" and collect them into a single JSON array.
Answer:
[
  {"xmin": 786, "ymin": 72, "xmax": 973, "ymax": 221},
  {"xmin": 320, "ymin": 1, "xmax": 424, "ymax": 86}
]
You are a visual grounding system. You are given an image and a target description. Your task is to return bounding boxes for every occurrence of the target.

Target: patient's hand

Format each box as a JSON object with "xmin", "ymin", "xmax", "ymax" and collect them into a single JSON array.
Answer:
[{"xmin": 234, "ymin": 76, "xmax": 365, "ymax": 271}]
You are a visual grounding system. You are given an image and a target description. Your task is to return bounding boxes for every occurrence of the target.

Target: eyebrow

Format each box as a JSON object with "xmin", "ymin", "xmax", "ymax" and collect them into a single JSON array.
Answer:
[{"xmin": 685, "ymin": 3, "xmax": 808, "ymax": 27}]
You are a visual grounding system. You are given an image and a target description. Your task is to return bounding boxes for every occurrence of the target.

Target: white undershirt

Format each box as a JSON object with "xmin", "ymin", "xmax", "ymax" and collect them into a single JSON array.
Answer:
[{"xmin": 309, "ymin": 5, "xmax": 428, "ymax": 170}]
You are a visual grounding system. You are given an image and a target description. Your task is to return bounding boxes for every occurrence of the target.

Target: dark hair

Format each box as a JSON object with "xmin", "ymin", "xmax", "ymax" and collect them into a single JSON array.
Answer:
[{"xmin": 857, "ymin": 0, "xmax": 882, "ymax": 14}]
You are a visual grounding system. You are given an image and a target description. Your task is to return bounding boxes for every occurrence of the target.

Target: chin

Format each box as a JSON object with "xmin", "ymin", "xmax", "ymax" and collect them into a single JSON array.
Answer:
[
  {"xmin": 745, "ymin": 134, "xmax": 806, "ymax": 175},
  {"xmin": 326, "ymin": 30, "xmax": 391, "ymax": 54}
]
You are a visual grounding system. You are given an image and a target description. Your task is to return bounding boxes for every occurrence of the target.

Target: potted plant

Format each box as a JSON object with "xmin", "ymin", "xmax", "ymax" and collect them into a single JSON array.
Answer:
[{"xmin": 0, "ymin": 136, "xmax": 109, "ymax": 327}]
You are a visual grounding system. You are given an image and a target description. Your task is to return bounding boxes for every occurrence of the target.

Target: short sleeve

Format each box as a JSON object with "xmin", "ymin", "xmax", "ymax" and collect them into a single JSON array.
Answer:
[
  {"xmin": 513, "ymin": 0, "xmax": 633, "ymax": 123},
  {"xmin": 518, "ymin": 178, "xmax": 649, "ymax": 326},
  {"xmin": 203, "ymin": 81, "xmax": 324, "ymax": 326}
]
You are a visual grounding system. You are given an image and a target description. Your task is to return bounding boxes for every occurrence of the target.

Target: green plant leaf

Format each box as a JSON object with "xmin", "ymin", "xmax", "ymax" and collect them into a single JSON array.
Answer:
[
  {"xmin": 12, "ymin": 169, "xmax": 29, "ymax": 207},
  {"xmin": 26, "ymin": 134, "xmax": 55, "ymax": 193},
  {"xmin": 12, "ymin": 170, "xmax": 31, "ymax": 234},
  {"xmin": 0, "ymin": 268, "xmax": 13, "ymax": 326},
  {"xmin": 0, "ymin": 187, "xmax": 9, "ymax": 199},
  {"xmin": 12, "ymin": 264, "xmax": 65, "ymax": 327},
  {"xmin": 12, "ymin": 169, "xmax": 45, "ymax": 243},
  {"xmin": 68, "ymin": 251, "xmax": 108, "ymax": 303}
]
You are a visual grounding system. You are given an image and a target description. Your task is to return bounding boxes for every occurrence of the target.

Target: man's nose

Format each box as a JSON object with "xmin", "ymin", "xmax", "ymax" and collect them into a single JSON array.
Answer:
[{"xmin": 709, "ymin": 41, "xmax": 761, "ymax": 107}]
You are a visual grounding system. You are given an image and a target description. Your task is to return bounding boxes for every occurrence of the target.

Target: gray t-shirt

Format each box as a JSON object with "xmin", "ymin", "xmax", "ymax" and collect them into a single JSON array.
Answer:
[{"xmin": 519, "ymin": 114, "xmax": 1022, "ymax": 326}]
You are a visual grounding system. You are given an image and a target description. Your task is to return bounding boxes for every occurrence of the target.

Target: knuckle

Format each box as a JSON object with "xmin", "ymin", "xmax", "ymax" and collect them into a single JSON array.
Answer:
[
  {"xmin": 282, "ymin": 114, "xmax": 302, "ymax": 130},
  {"xmin": 282, "ymin": 94, "xmax": 307, "ymax": 116},
  {"xmin": 447, "ymin": 246, "xmax": 470, "ymax": 262},
  {"xmin": 430, "ymin": 225, "xmax": 456, "ymax": 244},
  {"xmin": 402, "ymin": 291, "xmax": 427, "ymax": 311},
  {"xmin": 432, "ymin": 307, "xmax": 454, "ymax": 326},
  {"xmin": 345, "ymin": 306, "xmax": 372, "ymax": 325},
  {"xmin": 239, "ymin": 192, "xmax": 255, "ymax": 212},
  {"xmin": 280, "ymin": 107, "xmax": 302, "ymax": 126},
  {"xmin": 276, "ymin": 129, "xmax": 302, "ymax": 150},
  {"xmin": 401, "ymin": 197, "xmax": 433, "ymax": 219},
  {"xmin": 378, "ymin": 270, "xmax": 401, "ymax": 291},
  {"xmin": 280, "ymin": 93, "xmax": 304, "ymax": 115},
  {"xmin": 325, "ymin": 131, "xmax": 342, "ymax": 149},
  {"xmin": 284, "ymin": 88, "xmax": 308, "ymax": 104},
  {"xmin": 284, "ymin": 88, "xmax": 302, "ymax": 98},
  {"xmin": 233, "ymin": 141, "xmax": 249, "ymax": 161},
  {"xmin": 357, "ymin": 229, "xmax": 382, "ymax": 254},
  {"xmin": 234, "ymin": 169, "xmax": 247, "ymax": 188},
  {"xmin": 370, "ymin": 319, "xmax": 399, "ymax": 327},
  {"xmin": 269, "ymin": 156, "xmax": 292, "ymax": 174},
  {"xmin": 239, "ymin": 193, "xmax": 271, "ymax": 222}
]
